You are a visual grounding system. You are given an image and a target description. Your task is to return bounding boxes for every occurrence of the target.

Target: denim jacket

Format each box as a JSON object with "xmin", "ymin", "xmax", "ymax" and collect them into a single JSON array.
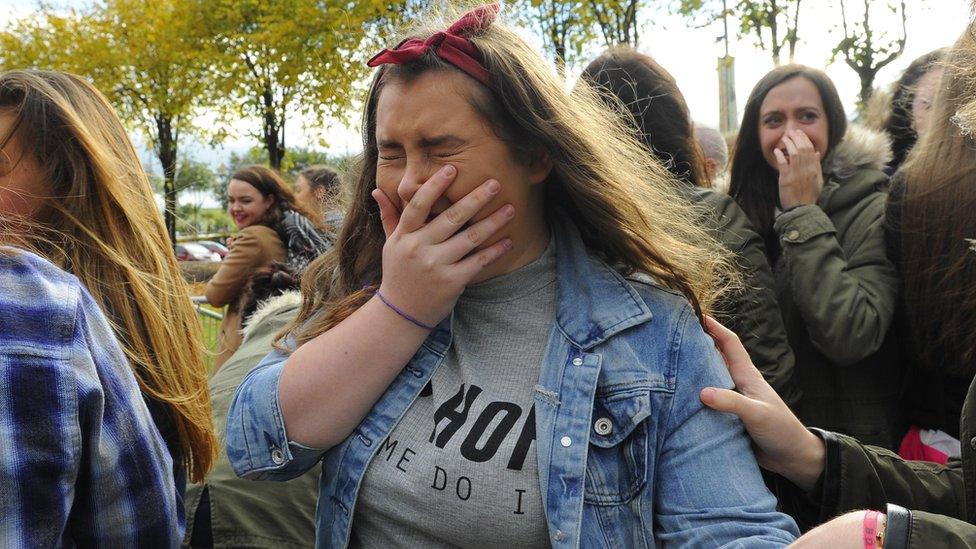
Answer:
[{"xmin": 226, "ymin": 216, "xmax": 799, "ymax": 548}]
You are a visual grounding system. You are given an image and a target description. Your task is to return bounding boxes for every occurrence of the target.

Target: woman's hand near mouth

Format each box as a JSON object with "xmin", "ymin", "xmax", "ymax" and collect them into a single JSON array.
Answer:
[
  {"xmin": 775, "ymin": 129, "xmax": 824, "ymax": 210},
  {"xmin": 372, "ymin": 164, "xmax": 515, "ymax": 328}
]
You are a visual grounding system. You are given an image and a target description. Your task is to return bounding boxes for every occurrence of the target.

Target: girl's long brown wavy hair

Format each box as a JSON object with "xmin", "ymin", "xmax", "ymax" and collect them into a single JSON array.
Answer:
[
  {"xmin": 896, "ymin": 25, "xmax": 976, "ymax": 376},
  {"xmin": 285, "ymin": 7, "xmax": 734, "ymax": 346},
  {"xmin": 0, "ymin": 70, "xmax": 215, "ymax": 481},
  {"xmin": 581, "ymin": 47, "xmax": 709, "ymax": 188}
]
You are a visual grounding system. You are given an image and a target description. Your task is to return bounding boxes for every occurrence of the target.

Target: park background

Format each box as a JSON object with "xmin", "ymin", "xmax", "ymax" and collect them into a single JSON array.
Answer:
[{"xmin": 0, "ymin": 0, "xmax": 968, "ymax": 241}]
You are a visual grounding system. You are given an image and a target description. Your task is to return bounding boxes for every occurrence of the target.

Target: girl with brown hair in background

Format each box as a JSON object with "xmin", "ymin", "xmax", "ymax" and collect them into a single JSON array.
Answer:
[{"xmin": 207, "ymin": 165, "xmax": 330, "ymax": 369}]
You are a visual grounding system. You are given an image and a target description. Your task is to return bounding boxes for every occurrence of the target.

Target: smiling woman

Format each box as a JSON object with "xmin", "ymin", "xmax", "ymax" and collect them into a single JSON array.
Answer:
[
  {"xmin": 225, "ymin": 4, "xmax": 799, "ymax": 548},
  {"xmin": 205, "ymin": 165, "xmax": 331, "ymax": 370}
]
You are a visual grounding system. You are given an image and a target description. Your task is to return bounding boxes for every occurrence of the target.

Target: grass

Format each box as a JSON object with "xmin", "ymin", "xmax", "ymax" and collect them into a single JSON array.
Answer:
[
  {"xmin": 185, "ymin": 277, "xmax": 224, "ymax": 372},
  {"xmin": 196, "ymin": 303, "xmax": 223, "ymax": 372}
]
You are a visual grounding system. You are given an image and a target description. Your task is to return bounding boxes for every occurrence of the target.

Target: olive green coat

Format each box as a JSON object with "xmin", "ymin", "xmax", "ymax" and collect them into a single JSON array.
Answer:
[
  {"xmin": 780, "ymin": 373, "xmax": 976, "ymax": 547},
  {"xmin": 771, "ymin": 126, "xmax": 901, "ymax": 448},
  {"xmin": 184, "ymin": 291, "xmax": 319, "ymax": 548},
  {"xmin": 688, "ymin": 187, "xmax": 801, "ymax": 408}
]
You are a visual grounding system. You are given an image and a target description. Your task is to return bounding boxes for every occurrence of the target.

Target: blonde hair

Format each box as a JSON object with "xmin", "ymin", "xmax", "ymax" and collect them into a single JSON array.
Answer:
[
  {"xmin": 897, "ymin": 23, "xmax": 976, "ymax": 376},
  {"xmin": 0, "ymin": 70, "xmax": 215, "ymax": 482},
  {"xmin": 286, "ymin": 7, "xmax": 734, "ymax": 346}
]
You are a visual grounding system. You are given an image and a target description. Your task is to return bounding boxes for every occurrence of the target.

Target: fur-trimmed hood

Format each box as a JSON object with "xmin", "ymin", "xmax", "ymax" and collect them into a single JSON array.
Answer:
[
  {"xmin": 818, "ymin": 125, "xmax": 892, "ymax": 212},
  {"xmin": 823, "ymin": 124, "xmax": 892, "ymax": 181},
  {"xmin": 240, "ymin": 290, "xmax": 302, "ymax": 341}
]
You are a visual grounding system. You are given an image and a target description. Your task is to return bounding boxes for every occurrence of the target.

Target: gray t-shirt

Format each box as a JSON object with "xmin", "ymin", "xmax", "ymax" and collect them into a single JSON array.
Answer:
[{"xmin": 351, "ymin": 241, "xmax": 556, "ymax": 548}]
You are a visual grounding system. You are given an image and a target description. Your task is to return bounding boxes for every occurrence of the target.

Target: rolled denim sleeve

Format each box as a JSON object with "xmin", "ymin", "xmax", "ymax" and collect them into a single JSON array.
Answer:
[
  {"xmin": 226, "ymin": 347, "xmax": 329, "ymax": 481},
  {"xmin": 654, "ymin": 307, "xmax": 799, "ymax": 547}
]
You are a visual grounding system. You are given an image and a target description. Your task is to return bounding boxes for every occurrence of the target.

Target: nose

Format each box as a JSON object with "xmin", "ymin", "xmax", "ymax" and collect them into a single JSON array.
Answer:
[{"xmin": 396, "ymin": 159, "xmax": 434, "ymax": 207}]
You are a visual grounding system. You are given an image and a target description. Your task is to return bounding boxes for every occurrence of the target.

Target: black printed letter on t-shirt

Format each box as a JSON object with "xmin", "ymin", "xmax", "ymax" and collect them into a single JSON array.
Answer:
[{"xmin": 429, "ymin": 384, "xmax": 482, "ymax": 446}]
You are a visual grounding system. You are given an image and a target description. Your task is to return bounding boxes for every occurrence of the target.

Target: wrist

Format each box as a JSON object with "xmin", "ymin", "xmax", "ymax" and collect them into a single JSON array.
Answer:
[
  {"xmin": 863, "ymin": 510, "xmax": 887, "ymax": 548},
  {"xmin": 782, "ymin": 429, "xmax": 826, "ymax": 493},
  {"xmin": 780, "ymin": 196, "xmax": 817, "ymax": 210},
  {"xmin": 777, "ymin": 203, "xmax": 807, "ymax": 217},
  {"xmin": 370, "ymin": 288, "xmax": 439, "ymax": 332}
]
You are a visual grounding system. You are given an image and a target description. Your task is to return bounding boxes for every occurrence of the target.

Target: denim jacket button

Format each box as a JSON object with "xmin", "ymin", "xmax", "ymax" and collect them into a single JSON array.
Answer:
[
  {"xmin": 970, "ymin": 436, "xmax": 976, "ymax": 451},
  {"xmin": 560, "ymin": 436, "xmax": 572, "ymax": 447},
  {"xmin": 572, "ymin": 357, "xmax": 583, "ymax": 366},
  {"xmin": 594, "ymin": 417, "xmax": 613, "ymax": 436},
  {"xmin": 553, "ymin": 530, "xmax": 564, "ymax": 541},
  {"xmin": 270, "ymin": 447, "xmax": 285, "ymax": 465},
  {"xmin": 785, "ymin": 229, "xmax": 800, "ymax": 242}
]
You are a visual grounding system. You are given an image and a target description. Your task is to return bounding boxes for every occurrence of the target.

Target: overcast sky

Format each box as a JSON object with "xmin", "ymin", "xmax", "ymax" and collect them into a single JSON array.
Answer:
[{"xmin": 0, "ymin": 0, "xmax": 971, "ymax": 173}]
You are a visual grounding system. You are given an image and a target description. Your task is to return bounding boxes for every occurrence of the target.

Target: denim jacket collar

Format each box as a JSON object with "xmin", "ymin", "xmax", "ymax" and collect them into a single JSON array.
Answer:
[{"xmin": 550, "ymin": 212, "xmax": 653, "ymax": 350}]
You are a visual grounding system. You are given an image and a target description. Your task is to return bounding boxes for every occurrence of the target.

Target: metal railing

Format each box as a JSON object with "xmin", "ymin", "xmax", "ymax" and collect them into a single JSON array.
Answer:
[{"xmin": 192, "ymin": 296, "xmax": 224, "ymax": 370}]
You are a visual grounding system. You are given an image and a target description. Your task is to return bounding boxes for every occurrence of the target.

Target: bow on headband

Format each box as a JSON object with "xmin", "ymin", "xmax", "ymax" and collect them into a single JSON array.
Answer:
[{"xmin": 367, "ymin": 3, "xmax": 500, "ymax": 88}]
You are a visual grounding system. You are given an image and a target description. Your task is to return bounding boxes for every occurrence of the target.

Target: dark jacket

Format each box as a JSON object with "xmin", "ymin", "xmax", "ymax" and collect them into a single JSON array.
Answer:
[
  {"xmin": 771, "ymin": 126, "xmax": 902, "ymax": 448},
  {"xmin": 688, "ymin": 187, "xmax": 801, "ymax": 409},
  {"xmin": 778, "ymin": 372, "xmax": 976, "ymax": 548},
  {"xmin": 886, "ymin": 176, "xmax": 971, "ymax": 438}
]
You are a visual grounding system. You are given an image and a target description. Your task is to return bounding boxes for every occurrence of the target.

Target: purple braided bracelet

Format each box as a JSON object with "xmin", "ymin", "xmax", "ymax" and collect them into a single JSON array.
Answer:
[{"xmin": 374, "ymin": 289, "xmax": 437, "ymax": 331}]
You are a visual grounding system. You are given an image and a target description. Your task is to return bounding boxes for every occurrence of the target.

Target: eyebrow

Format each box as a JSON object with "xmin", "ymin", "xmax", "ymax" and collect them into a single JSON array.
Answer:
[
  {"xmin": 763, "ymin": 105, "xmax": 823, "ymax": 115},
  {"xmin": 377, "ymin": 134, "xmax": 468, "ymax": 149}
]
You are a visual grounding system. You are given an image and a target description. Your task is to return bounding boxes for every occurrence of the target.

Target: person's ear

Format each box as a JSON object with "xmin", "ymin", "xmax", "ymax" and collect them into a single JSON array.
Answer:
[
  {"xmin": 526, "ymin": 148, "xmax": 553, "ymax": 185},
  {"xmin": 704, "ymin": 158, "xmax": 718, "ymax": 182},
  {"xmin": 314, "ymin": 186, "xmax": 327, "ymax": 203}
]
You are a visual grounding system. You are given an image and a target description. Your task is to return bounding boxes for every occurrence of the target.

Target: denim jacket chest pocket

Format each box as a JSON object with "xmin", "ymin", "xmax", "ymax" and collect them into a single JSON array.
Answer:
[{"xmin": 584, "ymin": 386, "xmax": 657, "ymax": 506}]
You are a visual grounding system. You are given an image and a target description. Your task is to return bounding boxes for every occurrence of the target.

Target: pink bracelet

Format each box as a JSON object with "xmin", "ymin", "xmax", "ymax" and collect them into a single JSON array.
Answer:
[{"xmin": 863, "ymin": 510, "xmax": 882, "ymax": 549}]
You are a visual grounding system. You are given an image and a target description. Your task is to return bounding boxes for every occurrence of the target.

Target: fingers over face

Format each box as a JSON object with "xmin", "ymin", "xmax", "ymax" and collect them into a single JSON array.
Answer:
[
  {"xmin": 790, "ymin": 129, "xmax": 815, "ymax": 150},
  {"xmin": 439, "ymin": 202, "xmax": 515, "ymax": 263},
  {"xmin": 783, "ymin": 134, "xmax": 800, "ymax": 157},
  {"xmin": 773, "ymin": 147, "xmax": 789, "ymax": 168},
  {"xmin": 398, "ymin": 165, "xmax": 457, "ymax": 233},
  {"xmin": 425, "ymin": 178, "xmax": 501, "ymax": 242},
  {"xmin": 372, "ymin": 188, "xmax": 399, "ymax": 238},
  {"xmin": 454, "ymin": 237, "xmax": 513, "ymax": 281}
]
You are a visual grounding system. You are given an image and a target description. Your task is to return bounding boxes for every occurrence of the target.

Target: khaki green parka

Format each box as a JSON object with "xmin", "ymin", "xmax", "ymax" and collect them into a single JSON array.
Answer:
[
  {"xmin": 184, "ymin": 292, "xmax": 320, "ymax": 548},
  {"xmin": 770, "ymin": 126, "xmax": 902, "ymax": 448},
  {"xmin": 778, "ymin": 373, "xmax": 976, "ymax": 547}
]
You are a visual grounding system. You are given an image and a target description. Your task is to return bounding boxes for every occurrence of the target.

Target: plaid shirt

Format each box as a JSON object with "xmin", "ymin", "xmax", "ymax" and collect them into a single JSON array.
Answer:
[{"xmin": 0, "ymin": 248, "xmax": 182, "ymax": 546}]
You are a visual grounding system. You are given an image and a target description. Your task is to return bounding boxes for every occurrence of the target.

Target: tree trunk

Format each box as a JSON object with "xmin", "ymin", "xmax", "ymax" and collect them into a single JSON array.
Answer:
[
  {"xmin": 262, "ymin": 85, "xmax": 284, "ymax": 170},
  {"xmin": 155, "ymin": 115, "xmax": 179, "ymax": 247},
  {"xmin": 554, "ymin": 42, "xmax": 567, "ymax": 79},
  {"xmin": 858, "ymin": 70, "xmax": 875, "ymax": 113}
]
